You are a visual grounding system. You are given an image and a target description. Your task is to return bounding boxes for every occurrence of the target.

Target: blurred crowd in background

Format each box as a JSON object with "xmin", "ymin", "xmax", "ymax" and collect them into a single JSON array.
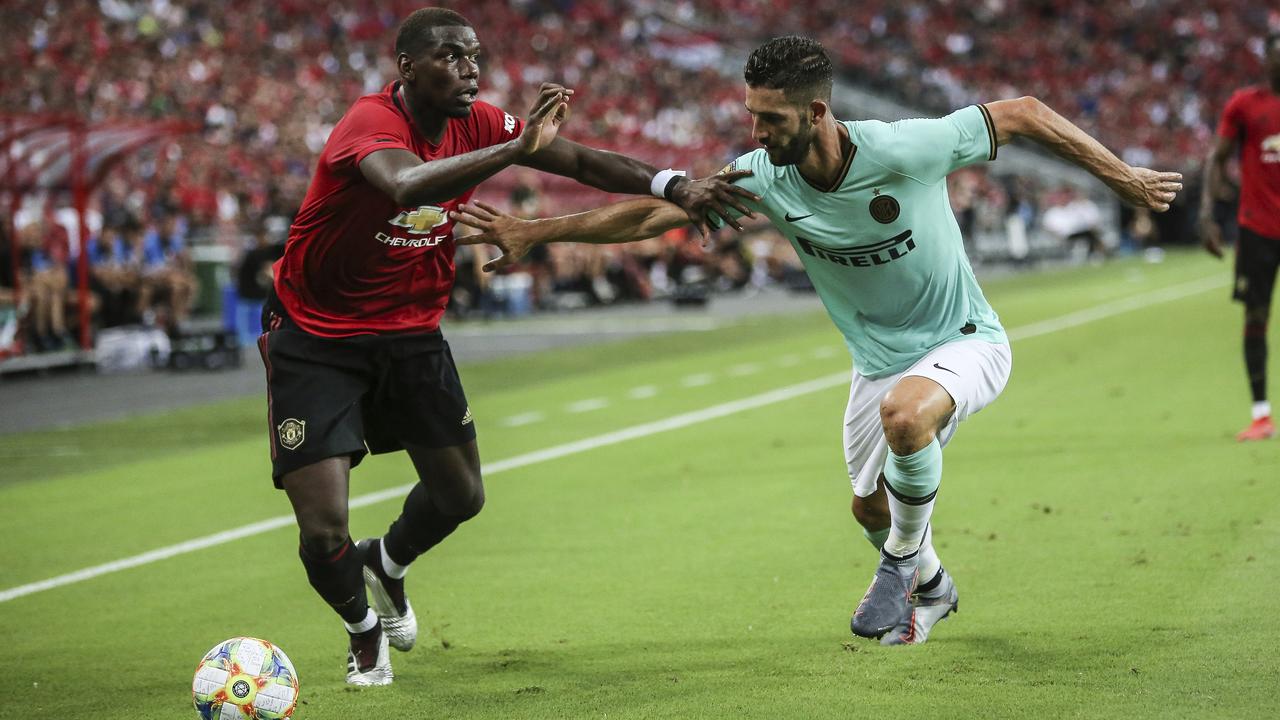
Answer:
[{"xmin": 0, "ymin": 0, "xmax": 1272, "ymax": 358}]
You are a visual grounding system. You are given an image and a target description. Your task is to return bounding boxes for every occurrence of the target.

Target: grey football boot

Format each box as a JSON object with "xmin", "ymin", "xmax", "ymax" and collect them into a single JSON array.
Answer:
[
  {"xmin": 881, "ymin": 568, "xmax": 958, "ymax": 645},
  {"xmin": 851, "ymin": 550, "xmax": 919, "ymax": 639}
]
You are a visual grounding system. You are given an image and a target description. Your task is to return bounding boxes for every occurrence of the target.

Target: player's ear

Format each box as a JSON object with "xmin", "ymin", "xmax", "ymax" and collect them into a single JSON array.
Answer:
[
  {"xmin": 809, "ymin": 100, "xmax": 829, "ymax": 124},
  {"xmin": 397, "ymin": 53, "xmax": 415, "ymax": 82}
]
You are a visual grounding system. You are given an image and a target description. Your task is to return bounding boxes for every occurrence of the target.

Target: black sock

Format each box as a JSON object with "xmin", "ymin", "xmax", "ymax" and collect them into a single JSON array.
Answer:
[
  {"xmin": 917, "ymin": 567, "xmax": 945, "ymax": 593},
  {"xmin": 298, "ymin": 536, "xmax": 368, "ymax": 625},
  {"xmin": 1245, "ymin": 323, "xmax": 1268, "ymax": 404},
  {"xmin": 383, "ymin": 482, "xmax": 472, "ymax": 567}
]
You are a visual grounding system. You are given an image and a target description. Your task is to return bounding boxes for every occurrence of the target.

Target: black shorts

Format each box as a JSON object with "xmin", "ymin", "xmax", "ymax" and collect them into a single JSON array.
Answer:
[
  {"xmin": 257, "ymin": 297, "xmax": 476, "ymax": 486},
  {"xmin": 1233, "ymin": 226, "xmax": 1280, "ymax": 308}
]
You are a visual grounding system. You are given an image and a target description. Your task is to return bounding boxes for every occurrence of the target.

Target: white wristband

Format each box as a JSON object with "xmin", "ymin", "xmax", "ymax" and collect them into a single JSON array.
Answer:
[{"xmin": 650, "ymin": 168, "xmax": 688, "ymax": 199}]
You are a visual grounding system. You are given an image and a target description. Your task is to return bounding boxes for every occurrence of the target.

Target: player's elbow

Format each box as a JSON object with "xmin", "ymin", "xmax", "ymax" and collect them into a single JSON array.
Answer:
[{"xmin": 996, "ymin": 96, "xmax": 1048, "ymax": 140}]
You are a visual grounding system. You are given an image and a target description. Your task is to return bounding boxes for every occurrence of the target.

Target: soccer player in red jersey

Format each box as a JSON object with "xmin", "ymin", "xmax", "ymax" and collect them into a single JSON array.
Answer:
[
  {"xmin": 1202, "ymin": 33, "xmax": 1280, "ymax": 441},
  {"xmin": 259, "ymin": 7, "xmax": 753, "ymax": 685}
]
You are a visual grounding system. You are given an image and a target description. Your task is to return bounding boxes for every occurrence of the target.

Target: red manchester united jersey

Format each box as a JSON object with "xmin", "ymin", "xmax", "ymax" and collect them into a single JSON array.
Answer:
[
  {"xmin": 275, "ymin": 82, "xmax": 523, "ymax": 336},
  {"xmin": 1218, "ymin": 86, "xmax": 1280, "ymax": 240}
]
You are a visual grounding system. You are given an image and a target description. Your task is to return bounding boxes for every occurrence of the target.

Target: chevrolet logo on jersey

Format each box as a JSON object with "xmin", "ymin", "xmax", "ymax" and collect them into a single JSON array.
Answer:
[
  {"xmin": 389, "ymin": 206, "xmax": 448, "ymax": 234},
  {"xmin": 1262, "ymin": 134, "xmax": 1280, "ymax": 163},
  {"xmin": 796, "ymin": 230, "xmax": 916, "ymax": 267}
]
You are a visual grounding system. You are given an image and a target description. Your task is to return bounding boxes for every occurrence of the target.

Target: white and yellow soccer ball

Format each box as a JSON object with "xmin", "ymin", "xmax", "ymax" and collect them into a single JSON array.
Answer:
[{"xmin": 192, "ymin": 637, "xmax": 299, "ymax": 720}]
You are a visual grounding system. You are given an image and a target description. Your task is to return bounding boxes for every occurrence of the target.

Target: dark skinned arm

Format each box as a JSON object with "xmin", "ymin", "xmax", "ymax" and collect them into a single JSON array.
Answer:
[
  {"xmin": 359, "ymin": 84, "xmax": 569, "ymax": 207},
  {"xmin": 1199, "ymin": 134, "xmax": 1238, "ymax": 259},
  {"xmin": 517, "ymin": 137, "xmax": 759, "ymax": 236}
]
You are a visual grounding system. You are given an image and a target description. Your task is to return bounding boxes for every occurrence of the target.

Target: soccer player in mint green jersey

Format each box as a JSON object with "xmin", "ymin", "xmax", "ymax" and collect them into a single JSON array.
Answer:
[{"xmin": 453, "ymin": 37, "xmax": 1182, "ymax": 645}]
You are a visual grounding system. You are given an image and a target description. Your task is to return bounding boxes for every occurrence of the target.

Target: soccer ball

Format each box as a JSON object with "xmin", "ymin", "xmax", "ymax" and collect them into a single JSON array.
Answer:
[{"xmin": 192, "ymin": 637, "xmax": 299, "ymax": 720}]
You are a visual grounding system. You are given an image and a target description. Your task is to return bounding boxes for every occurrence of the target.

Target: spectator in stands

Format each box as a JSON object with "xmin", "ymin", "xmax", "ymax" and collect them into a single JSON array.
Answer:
[
  {"xmin": 85, "ymin": 224, "xmax": 136, "ymax": 328},
  {"xmin": 21, "ymin": 215, "xmax": 73, "ymax": 352},
  {"xmin": 141, "ymin": 214, "xmax": 198, "ymax": 327},
  {"xmin": 233, "ymin": 225, "xmax": 284, "ymax": 345}
]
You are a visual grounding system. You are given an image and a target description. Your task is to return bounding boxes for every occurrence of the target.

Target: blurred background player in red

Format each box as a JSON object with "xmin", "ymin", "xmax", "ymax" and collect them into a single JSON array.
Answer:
[
  {"xmin": 1202, "ymin": 33, "xmax": 1280, "ymax": 441},
  {"xmin": 259, "ymin": 7, "xmax": 753, "ymax": 687}
]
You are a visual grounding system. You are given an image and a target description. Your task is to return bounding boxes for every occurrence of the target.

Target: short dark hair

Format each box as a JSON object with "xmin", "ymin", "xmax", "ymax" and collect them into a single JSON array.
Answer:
[
  {"xmin": 395, "ymin": 8, "xmax": 472, "ymax": 57},
  {"xmin": 744, "ymin": 36, "xmax": 833, "ymax": 103}
]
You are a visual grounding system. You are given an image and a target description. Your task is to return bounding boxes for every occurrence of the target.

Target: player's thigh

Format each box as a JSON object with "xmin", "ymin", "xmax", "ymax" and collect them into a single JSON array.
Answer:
[
  {"xmin": 259, "ymin": 328, "xmax": 372, "ymax": 487},
  {"xmin": 845, "ymin": 370, "xmax": 896, "ymax": 498},
  {"xmin": 1233, "ymin": 227, "xmax": 1280, "ymax": 313},
  {"xmin": 281, "ymin": 456, "xmax": 352, "ymax": 548},
  {"xmin": 371, "ymin": 337, "xmax": 477, "ymax": 452},
  {"xmin": 902, "ymin": 339, "xmax": 1012, "ymax": 444}
]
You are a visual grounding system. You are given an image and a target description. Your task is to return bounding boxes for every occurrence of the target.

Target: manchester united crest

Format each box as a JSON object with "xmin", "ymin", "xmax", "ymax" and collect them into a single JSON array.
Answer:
[{"xmin": 278, "ymin": 418, "xmax": 306, "ymax": 450}]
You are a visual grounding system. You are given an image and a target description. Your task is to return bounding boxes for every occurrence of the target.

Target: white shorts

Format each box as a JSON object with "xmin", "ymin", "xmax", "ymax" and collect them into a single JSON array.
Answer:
[{"xmin": 844, "ymin": 339, "xmax": 1012, "ymax": 498}]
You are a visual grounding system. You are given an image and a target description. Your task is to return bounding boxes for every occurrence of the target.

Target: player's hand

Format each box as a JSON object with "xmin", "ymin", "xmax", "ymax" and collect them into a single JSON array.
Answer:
[
  {"xmin": 1198, "ymin": 213, "xmax": 1225, "ymax": 260},
  {"xmin": 518, "ymin": 83, "xmax": 572, "ymax": 156},
  {"xmin": 1119, "ymin": 167, "xmax": 1183, "ymax": 212},
  {"xmin": 452, "ymin": 201, "xmax": 542, "ymax": 272},
  {"xmin": 669, "ymin": 170, "xmax": 761, "ymax": 238}
]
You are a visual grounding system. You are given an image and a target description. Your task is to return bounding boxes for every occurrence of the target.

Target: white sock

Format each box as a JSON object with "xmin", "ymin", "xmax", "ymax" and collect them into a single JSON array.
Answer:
[
  {"xmin": 1253, "ymin": 401, "xmax": 1272, "ymax": 421},
  {"xmin": 344, "ymin": 608, "xmax": 377, "ymax": 634},
  {"xmin": 917, "ymin": 524, "xmax": 941, "ymax": 583},
  {"xmin": 884, "ymin": 492, "xmax": 936, "ymax": 559},
  {"xmin": 380, "ymin": 539, "xmax": 408, "ymax": 580}
]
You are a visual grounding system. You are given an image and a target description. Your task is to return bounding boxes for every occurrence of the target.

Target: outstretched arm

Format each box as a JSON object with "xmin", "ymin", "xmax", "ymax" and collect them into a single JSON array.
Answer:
[
  {"xmin": 519, "ymin": 138, "xmax": 759, "ymax": 236},
  {"xmin": 452, "ymin": 197, "xmax": 693, "ymax": 272},
  {"xmin": 360, "ymin": 84, "xmax": 570, "ymax": 207},
  {"xmin": 1198, "ymin": 134, "xmax": 1238, "ymax": 259},
  {"xmin": 984, "ymin": 97, "xmax": 1182, "ymax": 212}
]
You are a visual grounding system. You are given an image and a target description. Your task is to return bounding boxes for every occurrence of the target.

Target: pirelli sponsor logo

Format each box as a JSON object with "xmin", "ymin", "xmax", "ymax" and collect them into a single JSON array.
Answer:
[{"xmin": 796, "ymin": 230, "xmax": 916, "ymax": 267}]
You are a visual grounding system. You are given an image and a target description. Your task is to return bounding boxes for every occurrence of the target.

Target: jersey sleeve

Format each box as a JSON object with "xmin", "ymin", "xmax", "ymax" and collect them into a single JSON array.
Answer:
[
  {"xmin": 1217, "ymin": 91, "xmax": 1246, "ymax": 141},
  {"xmin": 874, "ymin": 105, "xmax": 998, "ymax": 185},
  {"xmin": 707, "ymin": 150, "xmax": 771, "ymax": 231},
  {"xmin": 327, "ymin": 100, "xmax": 415, "ymax": 172},
  {"xmin": 466, "ymin": 101, "xmax": 525, "ymax": 148}
]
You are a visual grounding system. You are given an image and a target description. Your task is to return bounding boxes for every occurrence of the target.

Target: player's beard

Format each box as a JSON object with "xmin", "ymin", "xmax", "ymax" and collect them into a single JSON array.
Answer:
[{"xmin": 765, "ymin": 117, "xmax": 814, "ymax": 167}]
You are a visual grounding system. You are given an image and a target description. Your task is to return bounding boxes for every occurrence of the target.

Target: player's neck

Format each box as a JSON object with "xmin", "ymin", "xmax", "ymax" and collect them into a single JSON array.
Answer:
[
  {"xmin": 398, "ymin": 84, "xmax": 448, "ymax": 144},
  {"xmin": 796, "ymin": 120, "xmax": 851, "ymax": 191}
]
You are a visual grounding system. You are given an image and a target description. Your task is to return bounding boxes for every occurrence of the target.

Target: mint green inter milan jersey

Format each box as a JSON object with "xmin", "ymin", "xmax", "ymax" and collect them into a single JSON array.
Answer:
[{"xmin": 719, "ymin": 105, "xmax": 1007, "ymax": 378}]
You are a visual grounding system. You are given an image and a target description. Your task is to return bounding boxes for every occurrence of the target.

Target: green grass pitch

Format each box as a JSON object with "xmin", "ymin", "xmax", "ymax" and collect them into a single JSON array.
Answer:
[{"xmin": 1, "ymin": 250, "xmax": 1277, "ymax": 719}]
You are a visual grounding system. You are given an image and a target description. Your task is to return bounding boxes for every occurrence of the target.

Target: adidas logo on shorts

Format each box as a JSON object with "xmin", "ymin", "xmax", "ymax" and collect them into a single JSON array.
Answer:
[{"xmin": 461, "ymin": 407, "xmax": 473, "ymax": 426}]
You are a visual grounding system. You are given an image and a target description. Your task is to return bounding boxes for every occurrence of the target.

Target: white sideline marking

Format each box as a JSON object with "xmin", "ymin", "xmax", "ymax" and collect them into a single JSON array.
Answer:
[
  {"xmin": 1005, "ymin": 275, "xmax": 1226, "ymax": 341},
  {"xmin": 501, "ymin": 412, "xmax": 545, "ymax": 427},
  {"xmin": 777, "ymin": 354, "xmax": 802, "ymax": 367},
  {"xmin": 566, "ymin": 398, "xmax": 610, "ymax": 413},
  {"xmin": 728, "ymin": 363, "xmax": 761, "ymax": 376},
  {"xmin": 681, "ymin": 373, "xmax": 715, "ymax": 387},
  {"xmin": 628, "ymin": 385, "xmax": 659, "ymax": 399},
  {"xmin": 811, "ymin": 347, "xmax": 839, "ymax": 359},
  {"xmin": 0, "ymin": 272, "xmax": 1226, "ymax": 604}
]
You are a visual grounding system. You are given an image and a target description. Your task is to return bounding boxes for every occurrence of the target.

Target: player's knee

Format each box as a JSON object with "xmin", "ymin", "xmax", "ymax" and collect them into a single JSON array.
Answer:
[
  {"xmin": 298, "ymin": 523, "xmax": 349, "ymax": 556},
  {"xmin": 880, "ymin": 398, "xmax": 930, "ymax": 452},
  {"xmin": 434, "ymin": 477, "xmax": 486, "ymax": 520},
  {"xmin": 1245, "ymin": 306, "xmax": 1270, "ymax": 328}
]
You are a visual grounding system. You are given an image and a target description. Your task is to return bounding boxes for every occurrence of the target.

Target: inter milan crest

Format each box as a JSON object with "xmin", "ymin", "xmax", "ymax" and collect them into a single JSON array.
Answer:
[
  {"xmin": 278, "ymin": 418, "xmax": 306, "ymax": 450},
  {"xmin": 869, "ymin": 194, "xmax": 900, "ymax": 224}
]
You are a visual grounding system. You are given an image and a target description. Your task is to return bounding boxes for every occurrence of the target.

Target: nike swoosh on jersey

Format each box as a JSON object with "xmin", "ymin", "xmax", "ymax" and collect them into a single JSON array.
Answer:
[
  {"xmin": 784, "ymin": 213, "xmax": 813, "ymax": 222},
  {"xmin": 932, "ymin": 363, "xmax": 960, "ymax": 377}
]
